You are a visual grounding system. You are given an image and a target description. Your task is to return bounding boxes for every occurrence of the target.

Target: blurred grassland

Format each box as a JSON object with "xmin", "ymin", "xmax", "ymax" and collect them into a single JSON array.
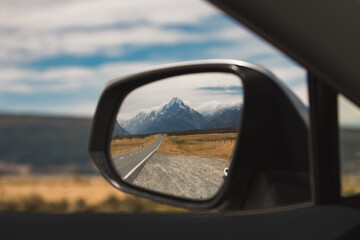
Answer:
[
  {"xmin": 342, "ymin": 175, "xmax": 360, "ymax": 197},
  {"xmin": 339, "ymin": 128, "xmax": 360, "ymax": 196},
  {"xmin": 0, "ymin": 175, "xmax": 187, "ymax": 213},
  {"xmin": 158, "ymin": 133, "xmax": 238, "ymax": 162},
  {"xmin": 110, "ymin": 135, "xmax": 157, "ymax": 156}
]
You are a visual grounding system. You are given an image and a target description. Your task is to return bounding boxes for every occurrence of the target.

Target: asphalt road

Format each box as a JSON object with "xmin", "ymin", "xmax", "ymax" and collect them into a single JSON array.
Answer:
[
  {"xmin": 112, "ymin": 134, "xmax": 229, "ymax": 200},
  {"xmin": 111, "ymin": 135, "xmax": 163, "ymax": 181}
]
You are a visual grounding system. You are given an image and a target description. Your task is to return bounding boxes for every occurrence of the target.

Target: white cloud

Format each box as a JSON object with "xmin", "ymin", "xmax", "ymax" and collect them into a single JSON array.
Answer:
[
  {"xmin": 2, "ymin": 100, "xmax": 98, "ymax": 117},
  {"xmin": 47, "ymin": 101, "xmax": 98, "ymax": 117},
  {"xmin": 0, "ymin": 22, "xmax": 248, "ymax": 63},
  {"xmin": 270, "ymin": 66, "xmax": 306, "ymax": 86},
  {"xmin": 0, "ymin": 28, "xmax": 173, "ymax": 62},
  {"xmin": 0, "ymin": 0, "xmax": 249, "ymax": 63},
  {"xmin": 196, "ymin": 101, "xmax": 241, "ymax": 115},
  {"xmin": 0, "ymin": 61, "xmax": 160, "ymax": 93},
  {"xmin": 0, "ymin": 0, "xmax": 310, "ymax": 117},
  {"xmin": 0, "ymin": 0, "xmax": 216, "ymax": 31},
  {"xmin": 339, "ymin": 95, "xmax": 360, "ymax": 127}
]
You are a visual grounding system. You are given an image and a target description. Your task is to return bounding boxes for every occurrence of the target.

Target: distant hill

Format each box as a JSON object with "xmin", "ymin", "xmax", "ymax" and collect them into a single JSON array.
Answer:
[
  {"xmin": 0, "ymin": 114, "xmax": 95, "ymax": 174},
  {"xmin": 340, "ymin": 128, "xmax": 360, "ymax": 164}
]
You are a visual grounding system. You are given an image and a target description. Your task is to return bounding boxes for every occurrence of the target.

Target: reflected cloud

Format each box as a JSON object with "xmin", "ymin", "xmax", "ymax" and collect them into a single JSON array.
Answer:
[{"xmin": 197, "ymin": 86, "xmax": 243, "ymax": 95}]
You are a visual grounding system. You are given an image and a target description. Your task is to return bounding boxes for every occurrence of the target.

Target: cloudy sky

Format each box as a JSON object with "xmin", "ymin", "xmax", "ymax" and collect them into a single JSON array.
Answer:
[{"xmin": 0, "ymin": 0, "xmax": 307, "ymax": 117}]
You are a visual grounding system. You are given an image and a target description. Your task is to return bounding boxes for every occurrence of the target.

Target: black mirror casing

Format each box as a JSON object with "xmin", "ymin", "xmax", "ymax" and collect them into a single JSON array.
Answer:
[{"xmin": 88, "ymin": 60, "xmax": 310, "ymax": 210}]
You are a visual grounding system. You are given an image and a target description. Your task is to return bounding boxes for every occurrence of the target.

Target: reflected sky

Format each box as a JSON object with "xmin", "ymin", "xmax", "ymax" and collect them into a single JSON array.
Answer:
[{"xmin": 118, "ymin": 72, "xmax": 243, "ymax": 120}]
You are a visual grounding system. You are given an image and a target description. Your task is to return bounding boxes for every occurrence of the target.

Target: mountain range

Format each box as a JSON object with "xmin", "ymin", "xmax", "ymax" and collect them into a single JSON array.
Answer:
[{"xmin": 117, "ymin": 97, "xmax": 242, "ymax": 135}]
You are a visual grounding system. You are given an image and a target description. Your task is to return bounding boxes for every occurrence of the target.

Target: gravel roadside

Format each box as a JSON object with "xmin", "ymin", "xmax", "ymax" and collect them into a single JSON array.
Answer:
[{"xmin": 132, "ymin": 152, "xmax": 229, "ymax": 200}]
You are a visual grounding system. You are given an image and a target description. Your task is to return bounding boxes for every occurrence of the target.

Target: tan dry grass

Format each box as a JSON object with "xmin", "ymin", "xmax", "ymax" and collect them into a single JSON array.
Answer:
[
  {"xmin": 158, "ymin": 133, "xmax": 237, "ymax": 162},
  {"xmin": 342, "ymin": 175, "xmax": 360, "ymax": 197},
  {"xmin": 0, "ymin": 175, "xmax": 189, "ymax": 213},
  {"xmin": 110, "ymin": 135, "xmax": 157, "ymax": 156},
  {"xmin": 0, "ymin": 175, "xmax": 126, "ymax": 206}
]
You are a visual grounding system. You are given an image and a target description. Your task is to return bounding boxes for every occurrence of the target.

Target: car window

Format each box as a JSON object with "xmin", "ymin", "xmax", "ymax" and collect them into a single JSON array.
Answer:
[
  {"xmin": 339, "ymin": 94, "xmax": 360, "ymax": 197},
  {"xmin": 0, "ymin": 0, "xmax": 307, "ymax": 213}
]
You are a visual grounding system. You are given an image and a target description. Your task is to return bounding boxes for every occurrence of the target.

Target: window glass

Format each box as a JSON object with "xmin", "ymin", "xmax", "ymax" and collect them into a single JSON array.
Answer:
[
  {"xmin": 339, "ymin": 94, "xmax": 360, "ymax": 197},
  {"xmin": 0, "ymin": 0, "xmax": 307, "ymax": 213}
]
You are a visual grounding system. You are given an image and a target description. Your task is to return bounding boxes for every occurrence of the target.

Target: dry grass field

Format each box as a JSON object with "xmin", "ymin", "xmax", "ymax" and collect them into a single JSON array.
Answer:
[
  {"xmin": 158, "ymin": 133, "xmax": 238, "ymax": 162},
  {"xmin": 342, "ymin": 175, "xmax": 360, "ymax": 197},
  {"xmin": 0, "ymin": 173, "xmax": 356, "ymax": 213},
  {"xmin": 0, "ymin": 175, "xmax": 125, "ymax": 205},
  {"xmin": 0, "ymin": 175, "xmax": 186, "ymax": 213},
  {"xmin": 110, "ymin": 135, "xmax": 157, "ymax": 156}
]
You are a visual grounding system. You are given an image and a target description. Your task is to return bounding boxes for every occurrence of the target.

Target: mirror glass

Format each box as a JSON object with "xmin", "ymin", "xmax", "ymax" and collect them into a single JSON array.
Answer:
[{"xmin": 109, "ymin": 72, "xmax": 243, "ymax": 200}]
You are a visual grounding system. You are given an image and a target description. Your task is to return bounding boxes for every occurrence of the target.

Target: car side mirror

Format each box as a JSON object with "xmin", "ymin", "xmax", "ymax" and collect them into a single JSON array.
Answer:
[{"xmin": 89, "ymin": 60, "xmax": 310, "ymax": 210}]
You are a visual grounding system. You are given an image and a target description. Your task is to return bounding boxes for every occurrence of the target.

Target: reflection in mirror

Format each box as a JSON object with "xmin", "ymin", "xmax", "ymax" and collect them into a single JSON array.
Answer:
[{"xmin": 109, "ymin": 72, "xmax": 243, "ymax": 200}]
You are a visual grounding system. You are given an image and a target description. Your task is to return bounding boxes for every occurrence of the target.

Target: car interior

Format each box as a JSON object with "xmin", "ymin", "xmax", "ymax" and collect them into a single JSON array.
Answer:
[{"xmin": 1, "ymin": 0, "xmax": 360, "ymax": 239}]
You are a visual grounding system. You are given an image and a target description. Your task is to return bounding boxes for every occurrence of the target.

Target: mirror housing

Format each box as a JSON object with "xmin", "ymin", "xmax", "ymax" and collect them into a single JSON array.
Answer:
[{"xmin": 89, "ymin": 60, "xmax": 310, "ymax": 210}]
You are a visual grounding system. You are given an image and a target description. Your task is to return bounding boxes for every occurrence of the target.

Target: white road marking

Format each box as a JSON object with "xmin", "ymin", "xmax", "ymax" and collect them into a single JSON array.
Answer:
[
  {"xmin": 120, "ymin": 156, "xmax": 124, "ymax": 160},
  {"xmin": 123, "ymin": 136, "xmax": 162, "ymax": 180}
]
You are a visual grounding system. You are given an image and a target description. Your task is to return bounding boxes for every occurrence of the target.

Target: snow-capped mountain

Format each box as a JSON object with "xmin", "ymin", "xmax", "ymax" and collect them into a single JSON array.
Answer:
[
  {"xmin": 119, "ymin": 97, "xmax": 243, "ymax": 134},
  {"xmin": 119, "ymin": 111, "xmax": 157, "ymax": 134},
  {"xmin": 197, "ymin": 101, "xmax": 242, "ymax": 121},
  {"xmin": 120, "ymin": 97, "xmax": 207, "ymax": 134},
  {"xmin": 205, "ymin": 107, "xmax": 242, "ymax": 129}
]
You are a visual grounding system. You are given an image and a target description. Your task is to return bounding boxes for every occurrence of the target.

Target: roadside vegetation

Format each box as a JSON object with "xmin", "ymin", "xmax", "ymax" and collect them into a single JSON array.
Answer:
[
  {"xmin": 0, "ymin": 175, "xmax": 187, "ymax": 213},
  {"xmin": 110, "ymin": 135, "xmax": 157, "ymax": 156},
  {"xmin": 158, "ymin": 133, "xmax": 238, "ymax": 162},
  {"xmin": 342, "ymin": 175, "xmax": 360, "ymax": 197}
]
